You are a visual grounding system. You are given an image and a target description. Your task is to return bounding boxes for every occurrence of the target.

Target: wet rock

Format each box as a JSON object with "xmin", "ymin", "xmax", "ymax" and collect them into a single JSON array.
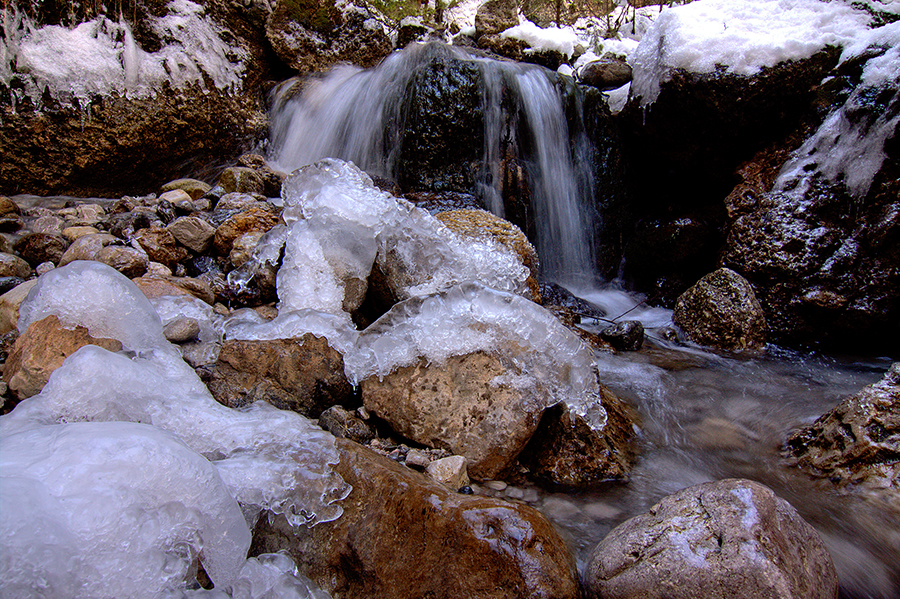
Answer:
[
  {"xmin": 133, "ymin": 227, "xmax": 190, "ymax": 271},
  {"xmin": 265, "ymin": 0, "xmax": 392, "ymax": 73},
  {"xmin": 585, "ymin": 479, "xmax": 839, "ymax": 599},
  {"xmin": 57, "ymin": 233, "xmax": 119, "ymax": 266},
  {"xmin": 61, "ymin": 225, "xmax": 101, "ymax": 242},
  {"xmin": 319, "ymin": 405, "xmax": 374, "ymax": 444},
  {"xmin": 228, "ymin": 231, "xmax": 266, "ymax": 269},
  {"xmin": 32, "ymin": 214, "xmax": 65, "ymax": 234},
  {"xmin": 71, "ymin": 203, "xmax": 106, "ymax": 226},
  {"xmin": 13, "ymin": 233, "xmax": 68, "ymax": 267},
  {"xmin": 237, "ymin": 153, "xmax": 286, "ymax": 198},
  {"xmin": 213, "ymin": 207, "xmax": 280, "ymax": 256},
  {"xmin": 162, "ymin": 316, "xmax": 201, "ymax": 344},
  {"xmin": 673, "ymin": 268, "xmax": 767, "ymax": 351},
  {"xmin": 436, "ymin": 209, "xmax": 541, "ymax": 303},
  {"xmin": 425, "ymin": 455, "xmax": 470, "ymax": 489},
  {"xmin": 2, "ymin": 314, "xmax": 123, "ymax": 401},
  {"xmin": 0, "ymin": 214, "xmax": 24, "ymax": 233},
  {"xmin": 161, "ymin": 178, "xmax": 212, "ymax": 200},
  {"xmin": 786, "ymin": 363, "xmax": 900, "ymax": 491},
  {"xmin": 0, "ymin": 277, "xmax": 24, "ymax": 295},
  {"xmin": 579, "ymin": 56, "xmax": 633, "ymax": 91},
  {"xmin": 0, "ymin": 196, "xmax": 20, "ymax": 216},
  {"xmin": 475, "ymin": 0, "xmax": 519, "ymax": 37},
  {"xmin": 0, "ymin": 253, "xmax": 32, "ymax": 279},
  {"xmin": 361, "ymin": 352, "xmax": 544, "ymax": 481},
  {"xmin": 0, "ymin": 280, "xmax": 38, "ymax": 335},
  {"xmin": 167, "ymin": 216, "xmax": 216, "ymax": 254},
  {"xmin": 519, "ymin": 390, "xmax": 637, "ymax": 488},
  {"xmin": 97, "ymin": 245, "xmax": 149, "ymax": 278},
  {"xmin": 132, "ymin": 275, "xmax": 215, "ymax": 305},
  {"xmin": 103, "ymin": 210, "xmax": 154, "ymax": 239},
  {"xmin": 397, "ymin": 16, "xmax": 430, "ymax": 48},
  {"xmin": 218, "ymin": 167, "xmax": 266, "ymax": 195},
  {"xmin": 600, "ymin": 320, "xmax": 644, "ymax": 351},
  {"xmin": 207, "ymin": 335, "xmax": 353, "ymax": 418},
  {"xmin": 250, "ymin": 438, "xmax": 581, "ymax": 599}
]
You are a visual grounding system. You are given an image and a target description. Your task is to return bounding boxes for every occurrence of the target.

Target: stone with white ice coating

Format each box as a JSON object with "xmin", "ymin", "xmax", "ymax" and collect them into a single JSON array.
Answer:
[
  {"xmin": 585, "ymin": 478, "xmax": 839, "ymax": 599},
  {"xmin": 0, "ymin": 421, "xmax": 250, "ymax": 597}
]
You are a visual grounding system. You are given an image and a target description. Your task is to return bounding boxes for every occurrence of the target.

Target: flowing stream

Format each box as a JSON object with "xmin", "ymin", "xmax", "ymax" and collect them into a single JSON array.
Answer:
[{"xmin": 268, "ymin": 41, "xmax": 899, "ymax": 598}]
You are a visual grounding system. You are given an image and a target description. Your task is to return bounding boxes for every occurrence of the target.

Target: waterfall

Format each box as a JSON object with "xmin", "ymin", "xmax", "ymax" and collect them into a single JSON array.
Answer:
[{"xmin": 268, "ymin": 42, "xmax": 598, "ymax": 288}]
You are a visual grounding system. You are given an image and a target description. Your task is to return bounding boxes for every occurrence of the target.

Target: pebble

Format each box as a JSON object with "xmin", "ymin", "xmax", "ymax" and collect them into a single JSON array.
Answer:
[
  {"xmin": 35, "ymin": 262, "xmax": 55, "ymax": 275},
  {"xmin": 163, "ymin": 317, "xmax": 201, "ymax": 343},
  {"xmin": 504, "ymin": 486, "xmax": 525, "ymax": 500},
  {"xmin": 484, "ymin": 480, "xmax": 507, "ymax": 491},
  {"xmin": 426, "ymin": 455, "xmax": 469, "ymax": 490},
  {"xmin": 405, "ymin": 448, "xmax": 431, "ymax": 469}
]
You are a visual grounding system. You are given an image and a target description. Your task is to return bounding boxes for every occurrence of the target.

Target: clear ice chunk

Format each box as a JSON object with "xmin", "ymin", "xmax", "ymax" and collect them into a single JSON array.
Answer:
[{"xmin": 1, "ymin": 421, "xmax": 250, "ymax": 597}]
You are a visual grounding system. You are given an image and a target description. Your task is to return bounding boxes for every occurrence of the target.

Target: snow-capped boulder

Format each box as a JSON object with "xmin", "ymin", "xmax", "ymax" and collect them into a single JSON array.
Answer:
[{"xmin": 585, "ymin": 479, "xmax": 839, "ymax": 599}]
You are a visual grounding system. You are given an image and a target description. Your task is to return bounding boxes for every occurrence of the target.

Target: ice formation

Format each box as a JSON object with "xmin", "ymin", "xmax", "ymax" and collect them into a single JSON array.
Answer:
[
  {"xmin": 346, "ymin": 282, "xmax": 608, "ymax": 431},
  {"xmin": 630, "ymin": 0, "xmax": 873, "ymax": 106},
  {"xmin": 1, "ymin": 262, "xmax": 349, "ymax": 597},
  {"xmin": 775, "ymin": 21, "xmax": 900, "ymax": 199},
  {"xmin": 1, "ymin": 0, "xmax": 247, "ymax": 108}
]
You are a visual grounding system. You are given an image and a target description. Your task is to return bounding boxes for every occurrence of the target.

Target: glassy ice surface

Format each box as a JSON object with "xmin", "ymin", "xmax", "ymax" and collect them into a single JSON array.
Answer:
[{"xmin": 1, "ymin": 263, "xmax": 348, "ymax": 598}]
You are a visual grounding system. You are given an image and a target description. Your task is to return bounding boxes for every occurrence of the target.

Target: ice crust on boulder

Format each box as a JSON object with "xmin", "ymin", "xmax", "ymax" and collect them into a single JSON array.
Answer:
[
  {"xmin": 1, "ymin": 421, "xmax": 250, "ymax": 596},
  {"xmin": 631, "ymin": 0, "xmax": 873, "ymax": 106},
  {"xmin": 346, "ymin": 282, "xmax": 608, "ymax": 430},
  {"xmin": 1, "ymin": 262, "xmax": 350, "ymax": 597}
]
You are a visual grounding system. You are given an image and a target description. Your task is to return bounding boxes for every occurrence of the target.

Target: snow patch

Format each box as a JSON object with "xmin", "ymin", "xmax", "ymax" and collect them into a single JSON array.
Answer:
[{"xmin": 501, "ymin": 21, "xmax": 584, "ymax": 57}]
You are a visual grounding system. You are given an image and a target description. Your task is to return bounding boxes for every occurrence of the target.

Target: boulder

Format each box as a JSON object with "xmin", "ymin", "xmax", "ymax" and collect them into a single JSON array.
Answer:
[
  {"xmin": 167, "ymin": 216, "xmax": 216, "ymax": 254},
  {"xmin": 786, "ymin": 363, "xmax": 900, "ymax": 491},
  {"xmin": 585, "ymin": 479, "xmax": 839, "ymax": 599},
  {"xmin": 96, "ymin": 245, "xmax": 149, "ymax": 278},
  {"xmin": 435, "ymin": 209, "xmax": 541, "ymax": 303},
  {"xmin": 0, "ymin": 252, "xmax": 32, "ymax": 279},
  {"xmin": 2, "ymin": 314, "xmax": 123, "ymax": 401},
  {"xmin": 160, "ymin": 178, "xmax": 212, "ymax": 200},
  {"xmin": 265, "ymin": 0, "xmax": 392, "ymax": 74},
  {"xmin": 12, "ymin": 233, "xmax": 68, "ymax": 267},
  {"xmin": 133, "ymin": 227, "xmax": 190, "ymax": 270},
  {"xmin": 0, "ymin": 280, "xmax": 38, "ymax": 335},
  {"xmin": 218, "ymin": 166, "xmax": 266, "ymax": 195},
  {"xmin": 673, "ymin": 268, "xmax": 767, "ymax": 351},
  {"xmin": 519, "ymin": 388, "xmax": 636, "ymax": 488},
  {"xmin": 213, "ymin": 207, "xmax": 280, "ymax": 256},
  {"xmin": 599, "ymin": 320, "xmax": 644, "ymax": 352},
  {"xmin": 207, "ymin": 335, "xmax": 353, "ymax": 418},
  {"xmin": 361, "ymin": 352, "xmax": 544, "ymax": 481},
  {"xmin": 250, "ymin": 438, "xmax": 581, "ymax": 599},
  {"xmin": 579, "ymin": 57, "xmax": 633, "ymax": 91}
]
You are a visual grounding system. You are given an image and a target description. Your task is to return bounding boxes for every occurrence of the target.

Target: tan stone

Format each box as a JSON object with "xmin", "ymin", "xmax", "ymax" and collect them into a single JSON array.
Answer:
[
  {"xmin": 0, "ymin": 280, "xmax": 38, "ymax": 335},
  {"xmin": 426, "ymin": 455, "xmax": 470, "ymax": 489},
  {"xmin": 97, "ymin": 246, "xmax": 149, "ymax": 278},
  {"xmin": 57, "ymin": 233, "xmax": 119, "ymax": 266},
  {"xmin": 2, "ymin": 314, "xmax": 122, "ymax": 400},
  {"xmin": 250, "ymin": 438, "xmax": 581, "ymax": 599},
  {"xmin": 161, "ymin": 178, "xmax": 212, "ymax": 200},
  {"xmin": 361, "ymin": 352, "xmax": 544, "ymax": 480},
  {"xmin": 213, "ymin": 207, "xmax": 280, "ymax": 256},
  {"xmin": 132, "ymin": 275, "xmax": 215, "ymax": 305},
  {"xmin": 0, "ymin": 252, "xmax": 32, "ymax": 279},
  {"xmin": 167, "ymin": 216, "xmax": 216, "ymax": 253},
  {"xmin": 61, "ymin": 226, "xmax": 101, "ymax": 242},
  {"xmin": 0, "ymin": 196, "xmax": 20, "ymax": 216}
]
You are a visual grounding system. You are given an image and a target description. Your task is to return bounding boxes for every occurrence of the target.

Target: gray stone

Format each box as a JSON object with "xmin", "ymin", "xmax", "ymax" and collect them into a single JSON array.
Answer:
[
  {"xmin": 163, "ymin": 317, "xmax": 201, "ymax": 344},
  {"xmin": 673, "ymin": 267, "xmax": 767, "ymax": 350},
  {"xmin": 579, "ymin": 57, "xmax": 633, "ymax": 91},
  {"xmin": 585, "ymin": 479, "xmax": 839, "ymax": 599},
  {"xmin": 167, "ymin": 216, "xmax": 216, "ymax": 253},
  {"xmin": 600, "ymin": 320, "xmax": 644, "ymax": 351},
  {"xmin": 318, "ymin": 405, "xmax": 375, "ymax": 444},
  {"xmin": 425, "ymin": 455, "xmax": 469, "ymax": 489}
]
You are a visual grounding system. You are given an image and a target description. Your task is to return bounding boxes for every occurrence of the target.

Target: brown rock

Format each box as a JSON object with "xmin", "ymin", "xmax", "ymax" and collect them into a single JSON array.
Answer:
[
  {"xmin": 436, "ymin": 209, "xmax": 541, "ymax": 303},
  {"xmin": 97, "ymin": 246, "xmax": 149, "ymax": 278},
  {"xmin": 61, "ymin": 226, "xmax": 101, "ymax": 242},
  {"xmin": 167, "ymin": 216, "xmax": 216, "ymax": 253},
  {"xmin": 475, "ymin": 0, "xmax": 519, "ymax": 37},
  {"xmin": 585, "ymin": 479, "xmax": 839, "ymax": 599},
  {"xmin": 133, "ymin": 227, "xmax": 190, "ymax": 270},
  {"xmin": 218, "ymin": 166, "xmax": 266, "ymax": 194},
  {"xmin": 579, "ymin": 57, "xmax": 633, "ymax": 91},
  {"xmin": 0, "ymin": 280, "xmax": 38, "ymax": 335},
  {"xmin": 0, "ymin": 196, "xmax": 20, "ymax": 216},
  {"xmin": 213, "ymin": 207, "xmax": 280, "ymax": 256},
  {"xmin": 673, "ymin": 267, "xmax": 767, "ymax": 350},
  {"xmin": 0, "ymin": 252, "xmax": 32, "ymax": 279},
  {"xmin": 786, "ymin": 363, "xmax": 900, "ymax": 490},
  {"xmin": 161, "ymin": 178, "xmax": 212, "ymax": 200},
  {"xmin": 13, "ymin": 233, "xmax": 68, "ymax": 267},
  {"xmin": 133, "ymin": 275, "xmax": 214, "ymax": 305},
  {"xmin": 318, "ymin": 405, "xmax": 374, "ymax": 444},
  {"xmin": 250, "ymin": 438, "xmax": 582, "ymax": 599},
  {"xmin": 519, "ymin": 387, "xmax": 637, "ymax": 488},
  {"xmin": 361, "ymin": 352, "xmax": 544, "ymax": 480},
  {"xmin": 207, "ymin": 335, "xmax": 353, "ymax": 418},
  {"xmin": 2, "ymin": 314, "xmax": 123, "ymax": 400},
  {"xmin": 58, "ymin": 233, "xmax": 119, "ymax": 266}
]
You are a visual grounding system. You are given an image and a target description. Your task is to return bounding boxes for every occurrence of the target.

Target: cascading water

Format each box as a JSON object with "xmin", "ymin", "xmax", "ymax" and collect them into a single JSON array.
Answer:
[{"xmin": 268, "ymin": 41, "xmax": 598, "ymax": 289}]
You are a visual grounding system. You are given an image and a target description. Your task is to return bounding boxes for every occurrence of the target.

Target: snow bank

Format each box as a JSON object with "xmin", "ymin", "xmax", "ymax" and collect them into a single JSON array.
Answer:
[
  {"xmin": 1, "ymin": 262, "xmax": 348, "ymax": 597},
  {"xmin": 1, "ymin": 0, "xmax": 247, "ymax": 108},
  {"xmin": 631, "ymin": 0, "xmax": 873, "ymax": 106},
  {"xmin": 501, "ymin": 21, "xmax": 584, "ymax": 57}
]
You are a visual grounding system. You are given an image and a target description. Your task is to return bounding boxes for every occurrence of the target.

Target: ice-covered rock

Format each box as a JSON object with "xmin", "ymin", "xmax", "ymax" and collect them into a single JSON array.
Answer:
[
  {"xmin": 347, "ymin": 281, "xmax": 607, "ymax": 431},
  {"xmin": 1, "ymin": 421, "xmax": 250, "ymax": 596}
]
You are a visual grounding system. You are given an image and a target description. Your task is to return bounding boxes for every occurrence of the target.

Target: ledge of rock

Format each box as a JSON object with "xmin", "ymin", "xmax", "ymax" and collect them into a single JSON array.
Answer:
[{"xmin": 251, "ymin": 438, "xmax": 582, "ymax": 599}]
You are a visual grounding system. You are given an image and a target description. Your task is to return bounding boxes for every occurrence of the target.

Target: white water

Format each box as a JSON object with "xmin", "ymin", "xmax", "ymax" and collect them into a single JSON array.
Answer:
[{"xmin": 268, "ymin": 42, "xmax": 597, "ymax": 288}]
